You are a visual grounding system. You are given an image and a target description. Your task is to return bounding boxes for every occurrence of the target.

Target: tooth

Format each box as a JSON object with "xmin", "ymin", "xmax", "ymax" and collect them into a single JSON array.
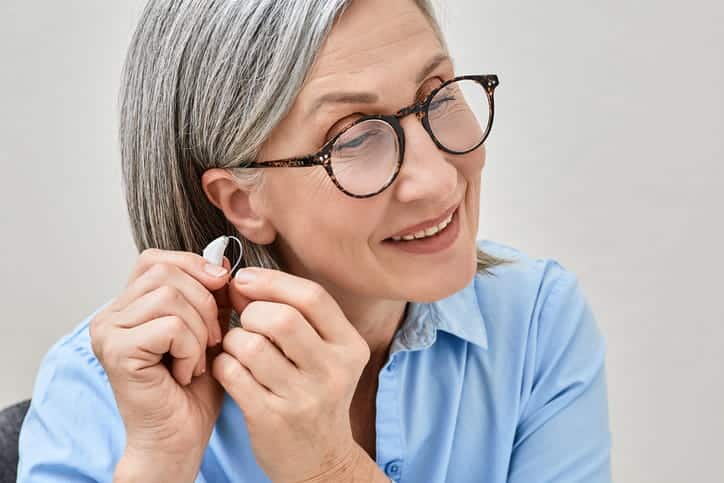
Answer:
[
  {"xmin": 424, "ymin": 226, "xmax": 440, "ymax": 236},
  {"xmin": 390, "ymin": 210, "xmax": 455, "ymax": 242}
]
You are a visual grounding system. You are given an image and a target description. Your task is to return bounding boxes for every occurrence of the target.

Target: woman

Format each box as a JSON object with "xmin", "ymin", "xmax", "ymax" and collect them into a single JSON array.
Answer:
[{"xmin": 17, "ymin": 0, "xmax": 612, "ymax": 481}]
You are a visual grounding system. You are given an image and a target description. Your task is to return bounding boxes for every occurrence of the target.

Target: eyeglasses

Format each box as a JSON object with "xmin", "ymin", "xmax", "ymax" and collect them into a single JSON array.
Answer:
[{"xmin": 237, "ymin": 74, "xmax": 499, "ymax": 198}]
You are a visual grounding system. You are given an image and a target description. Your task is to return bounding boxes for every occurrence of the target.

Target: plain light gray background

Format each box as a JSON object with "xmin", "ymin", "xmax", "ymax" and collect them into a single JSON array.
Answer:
[{"xmin": 1, "ymin": 1, "xmax": 722, "ymax": 481}]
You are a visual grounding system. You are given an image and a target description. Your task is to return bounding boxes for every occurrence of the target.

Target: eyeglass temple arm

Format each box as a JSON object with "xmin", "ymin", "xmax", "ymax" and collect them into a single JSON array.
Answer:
[{"xmin": 245, "ymin": 154, "xmax": 327, "ymax": 168}]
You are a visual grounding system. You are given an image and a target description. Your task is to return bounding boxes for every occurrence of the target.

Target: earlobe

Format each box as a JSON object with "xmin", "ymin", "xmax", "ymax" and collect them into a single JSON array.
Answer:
[{"xmin": 201, "ymin": 168, "xmax": 277, "ymax": 245}]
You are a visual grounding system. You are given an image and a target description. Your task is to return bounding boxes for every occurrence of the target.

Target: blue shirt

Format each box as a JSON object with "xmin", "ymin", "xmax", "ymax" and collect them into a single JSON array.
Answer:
[{"xmin": 17, "ymin": 239, "xmax": 612, "ymax": 482}]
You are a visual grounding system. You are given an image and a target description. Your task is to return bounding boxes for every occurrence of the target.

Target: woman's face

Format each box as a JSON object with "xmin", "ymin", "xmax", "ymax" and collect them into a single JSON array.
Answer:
[{"xmin": 252, "ymin": 0, "xmax": 485, "ymax": 303}]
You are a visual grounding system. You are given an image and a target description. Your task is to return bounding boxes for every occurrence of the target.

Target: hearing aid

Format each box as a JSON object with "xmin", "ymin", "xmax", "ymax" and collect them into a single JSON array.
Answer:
[{"xmin": 202, "ymin": 235, "xmax": 244, "ymax": 275}]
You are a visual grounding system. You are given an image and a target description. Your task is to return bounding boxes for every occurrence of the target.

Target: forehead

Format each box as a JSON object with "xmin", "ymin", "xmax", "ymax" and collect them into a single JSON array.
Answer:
[{"xmin": 297, "ymin": 0, "xmax": 443, "ymax": 105}]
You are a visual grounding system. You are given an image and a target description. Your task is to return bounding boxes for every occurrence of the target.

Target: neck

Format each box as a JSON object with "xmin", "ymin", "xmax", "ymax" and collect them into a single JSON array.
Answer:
[
  {"xmin": 329, "ymin": 288, "xmax": 408, "ymax": 366},
  {"xmin": 272, "ymin": 243, "xmax": 408, "ymax": 367}
]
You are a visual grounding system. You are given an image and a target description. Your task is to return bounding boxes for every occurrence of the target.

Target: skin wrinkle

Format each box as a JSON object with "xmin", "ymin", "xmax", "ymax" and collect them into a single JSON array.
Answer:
[
  {"xmin": 306, "ymin": 53, "xmax": 454, "ymax": 131},
  {"xmin": 251, "ymin": 0, "xmax": 475, "ymax": 352},
  {"xmin": 300, "ymin": 11, "xmax": 438, "ymax": 123},
  {"xmin": 201, "ymin": 1, "xmax": 488, "ymax": 459}
]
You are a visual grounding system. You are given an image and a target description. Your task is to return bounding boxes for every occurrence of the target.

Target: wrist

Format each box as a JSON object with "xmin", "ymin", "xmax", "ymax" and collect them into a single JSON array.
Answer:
[
  {"xmin": 113, "ymin": 445, "xmax": 202, "ymax": 483},
  {"xmin": 299, "ymin": 444, "xmax": 390, "ymax": 483}
]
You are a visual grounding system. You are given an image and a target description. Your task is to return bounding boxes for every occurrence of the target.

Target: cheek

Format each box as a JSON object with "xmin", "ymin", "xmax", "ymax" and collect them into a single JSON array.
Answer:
[
  {"xmin": 268, "ymin": 168, "xmax": 378, "ymax": 241},
  {"xmin": 447, "ymin": 145, "xmax": 485, "ymax": 187}
]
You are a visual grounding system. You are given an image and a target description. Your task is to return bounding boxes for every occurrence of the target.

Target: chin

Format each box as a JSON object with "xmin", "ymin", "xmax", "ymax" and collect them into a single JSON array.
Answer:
[{"xmin": 406, "ymin": 250, "xmax": 478, "ymax": 303}]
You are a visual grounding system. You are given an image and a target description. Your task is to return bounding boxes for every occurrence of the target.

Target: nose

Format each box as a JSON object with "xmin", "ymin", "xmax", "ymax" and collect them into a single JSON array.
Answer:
[{"xmin": 392, "ymin": 114, "xmax": 458, "ymax": 205}]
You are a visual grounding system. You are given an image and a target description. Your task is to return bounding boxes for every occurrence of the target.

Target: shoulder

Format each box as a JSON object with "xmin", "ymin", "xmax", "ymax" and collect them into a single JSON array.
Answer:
[
  {"xmin": 473, "ymin": 240, "xmax": 612, "ymax": 479},
  {"xmin": 25, "ymin": 299, "xmax": 117, "ymax": 408},
  {"xmin": 42, "ymin": 299, "xmax": 114, "ymax": 382},
  {"xmin": 473, "ymin": 238, "xmax": 606, "ymax": 357},
  {"xmin": 474, "ymin": 237, "xmax": 582, "ymax": 313},
  {"xmin": 17, "ymin": 299, "xmax": 124, "ymax": 480}
]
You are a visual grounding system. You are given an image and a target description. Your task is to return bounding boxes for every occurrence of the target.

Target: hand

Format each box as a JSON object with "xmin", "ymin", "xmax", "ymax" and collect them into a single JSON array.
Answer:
[
  {"xmin": 90, "ymin": 248, "xmax": 234, "ymax": 478},
  {"xmin": 211, "ymin": 267, "xmax": 372, "ymax": 483}
]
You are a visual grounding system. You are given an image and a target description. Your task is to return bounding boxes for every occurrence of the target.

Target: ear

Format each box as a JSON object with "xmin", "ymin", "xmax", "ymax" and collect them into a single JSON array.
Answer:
[{"xmin": 201, "ymin": 168, "xmax": 277, "ymax": 245}]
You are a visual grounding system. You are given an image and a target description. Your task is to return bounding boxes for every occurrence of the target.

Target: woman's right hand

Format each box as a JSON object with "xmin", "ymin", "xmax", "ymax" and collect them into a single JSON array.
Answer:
[{"xmin": 89, "ymin": 248, "xmax": 234, "ymax": 478}]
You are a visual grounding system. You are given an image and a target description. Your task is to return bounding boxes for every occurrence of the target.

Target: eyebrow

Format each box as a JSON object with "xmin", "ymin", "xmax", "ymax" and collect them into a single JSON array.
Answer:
[{"xmin": 306, "ymin": 52, "xmax": 453, "ymax": 118}]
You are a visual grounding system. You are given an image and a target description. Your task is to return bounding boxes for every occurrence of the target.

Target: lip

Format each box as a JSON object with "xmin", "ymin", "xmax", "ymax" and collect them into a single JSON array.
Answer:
[{"xmin": 385, "ymin": 200, "xmax": 461, "ymax": 240}]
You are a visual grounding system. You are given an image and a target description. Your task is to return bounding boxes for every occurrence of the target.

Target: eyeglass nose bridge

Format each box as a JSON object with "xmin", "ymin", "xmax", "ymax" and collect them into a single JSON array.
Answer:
[{"xmin": 394, "ymin": 100, "xmax": 427, "ymax": 121}]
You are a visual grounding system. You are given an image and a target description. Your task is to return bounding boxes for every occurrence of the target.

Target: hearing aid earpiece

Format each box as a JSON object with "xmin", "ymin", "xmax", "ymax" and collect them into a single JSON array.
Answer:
[{"xmin": 202, "ymin": 235, "xmax": 244, "ymax": 274}]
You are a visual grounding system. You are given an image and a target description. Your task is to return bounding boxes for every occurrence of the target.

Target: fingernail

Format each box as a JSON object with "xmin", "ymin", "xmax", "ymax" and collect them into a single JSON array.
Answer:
[
  {"xmin": 235, "ymin": 269, "xmax": 257, "ymax": 283},
  {"xmin": 204, "ymin": 264, "xmax": 228, "ymax": 277}
]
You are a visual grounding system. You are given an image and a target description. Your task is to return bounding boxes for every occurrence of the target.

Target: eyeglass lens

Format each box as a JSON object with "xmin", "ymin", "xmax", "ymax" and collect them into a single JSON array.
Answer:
[{"xmin": 330, "ymin": 79, "xmax": 491, "ymax": 196}]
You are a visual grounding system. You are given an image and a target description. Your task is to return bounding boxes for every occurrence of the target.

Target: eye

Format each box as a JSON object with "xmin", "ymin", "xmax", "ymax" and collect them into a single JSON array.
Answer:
[
  {"xmin": 325, "ymin": 115, "xmax": 363, "ymax": 143},
  {"xmin": 336, "ymin": 127, "xmax": 382, "ymax": 151},
  {"xmin": 429, "ymin": 92, "xmax": 456, "ymax": 111}
]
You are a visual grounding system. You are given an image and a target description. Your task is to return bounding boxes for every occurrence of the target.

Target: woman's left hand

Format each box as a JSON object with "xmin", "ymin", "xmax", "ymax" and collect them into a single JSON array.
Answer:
[{"xmin": 211, "ymin": 267, "xmax": 372, "ymax": 483}]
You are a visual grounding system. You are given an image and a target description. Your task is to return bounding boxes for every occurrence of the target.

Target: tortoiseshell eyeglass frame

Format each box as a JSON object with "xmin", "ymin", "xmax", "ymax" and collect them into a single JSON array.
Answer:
[{"xmin": 237, "ymin": 74, "xmax": 499, "ymax": 199}]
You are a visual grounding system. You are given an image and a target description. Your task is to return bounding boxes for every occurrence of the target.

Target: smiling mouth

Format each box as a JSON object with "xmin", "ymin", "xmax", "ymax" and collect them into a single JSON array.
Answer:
[{"xmin": 384, "ymin": 205, "xmax": 459, "ymax": 242}]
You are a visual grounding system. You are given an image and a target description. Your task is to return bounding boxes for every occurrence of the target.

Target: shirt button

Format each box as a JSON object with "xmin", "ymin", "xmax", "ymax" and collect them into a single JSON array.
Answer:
[{"xmin": 384, "ymin": 459, "xmax": 403, "ymax": 478}]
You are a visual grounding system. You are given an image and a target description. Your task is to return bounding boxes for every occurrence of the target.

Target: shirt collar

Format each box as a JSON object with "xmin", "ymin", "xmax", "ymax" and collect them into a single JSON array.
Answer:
[{"xmin": 390, "ymin": 275, "xmax": 489, "ymax": 354}]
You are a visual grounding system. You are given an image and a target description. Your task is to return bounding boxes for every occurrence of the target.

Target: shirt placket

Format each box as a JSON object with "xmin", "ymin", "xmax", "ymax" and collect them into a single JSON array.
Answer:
[{"xmin": 375, "ymin": 349, "xmax": 406, "ymax": 482}]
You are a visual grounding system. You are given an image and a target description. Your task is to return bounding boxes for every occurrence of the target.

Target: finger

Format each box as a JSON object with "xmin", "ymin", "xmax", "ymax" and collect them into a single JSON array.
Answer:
[
  {"xmin": 231, "ymin": 268, "xmax": 351, "ymax": 343},
  {"xmin": 212, "ymin": 351, "xmax": 273, "ymax": 419},
  {"xmin": 115, "ymin": 261, "xmax": 225, "ymax": 346},
  {"xmin": 124, "ymin": 315, "xmax": 203, "ymax": 386},
  {"xmin": 239, "ymin": 300, "xmax": 328, "ymax": 373},
  {"xmin": 118, "ymin": 248, "xmax": 230, "ymax": 305},
  {"xmin": 115, "ymin": 286, "xmax": 209, "ymax": 375},
  {"xmin": 222, "ymin": 325, "xmax": 299, "ymax": 398},
  {"xmin": 212, "ymin": 257, "xmax": 234, "ymax": 341}
]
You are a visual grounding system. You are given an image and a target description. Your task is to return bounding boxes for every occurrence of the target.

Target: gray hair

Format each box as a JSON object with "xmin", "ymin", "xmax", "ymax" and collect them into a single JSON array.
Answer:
[{"xmin": 119, "ymin": 0, "xmax": 511, "ymax": 290}]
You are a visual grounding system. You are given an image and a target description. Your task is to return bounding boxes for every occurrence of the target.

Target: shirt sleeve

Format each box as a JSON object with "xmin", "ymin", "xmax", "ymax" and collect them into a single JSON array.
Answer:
[
  {"xmin": 507, "ymin": 265, "xmax": 613, "ymax": 482},
  {"xmin": 16, "ymin": 325, "xmax": 126, "ymax": 482}
]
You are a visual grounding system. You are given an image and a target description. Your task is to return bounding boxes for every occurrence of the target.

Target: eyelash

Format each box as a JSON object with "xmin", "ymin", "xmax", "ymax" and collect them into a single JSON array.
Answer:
[{"xmin": 324, "ymin": 76, "xmax": 445, "ymax": 142}]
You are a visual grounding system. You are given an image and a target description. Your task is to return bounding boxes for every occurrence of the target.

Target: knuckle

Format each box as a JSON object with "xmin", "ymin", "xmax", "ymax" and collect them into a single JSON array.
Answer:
[
  {"xmin": 355, "ymin": 337, "xmax": 371, "ymax": 359},
  {"xmin": 267, "ymin": 304, "xmax": 296, "ymax": 330},
  {"xmin": 355, "ymin": 344, "xmax": 371, "ymax": 366},
  {"xmin": 100, "ymin": 343, "xmax": 123, "ymax": 370},
  {"xmin": 155, "ymin": 284, "xmax": 181, "ymax": 305},
  {"xmin": 245, "ymin": 333, "xmax": 267, "ymax": 356},
  {"xmin": 118, "ymin": 354, "xmax": 144, "ymax": 375},
  {"xmin": 88, "ymin": 313, "xmax": 102, "ymax": 337},
  {"xmin": 239, "ymin": 301, "xmax": 266, "ymax": 328},
  {"xmin": 89, "ymin": 319, "xmax": 104, "ymax": 355},
  {"xmin": 324, "ymin": 374, "xmax": 347, "ymax": 398},
  {"xmin": 272, "ymin": 312, "xmax": 296, "ymax": 339},
  {"xmin": 139, "ymin": 247, "xmax": 160, "ymax": 266},
  {"xmin": 302, "ymin": 284, "xmax": 326, "ymax": 307},
  {"xmin": 220, "ymin": 357, "xmax": 242, "ymax": 381},
  {"xmin": 147, "ymin": 262, "xmax": 176, "ymax": 282},
  {"xmin": 335, "ymin": 343, "xmax": 369, "ymax": 374},
  {"xmin": 166, "ymin": 315, "xmax": 186, "ymax": 334}
]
